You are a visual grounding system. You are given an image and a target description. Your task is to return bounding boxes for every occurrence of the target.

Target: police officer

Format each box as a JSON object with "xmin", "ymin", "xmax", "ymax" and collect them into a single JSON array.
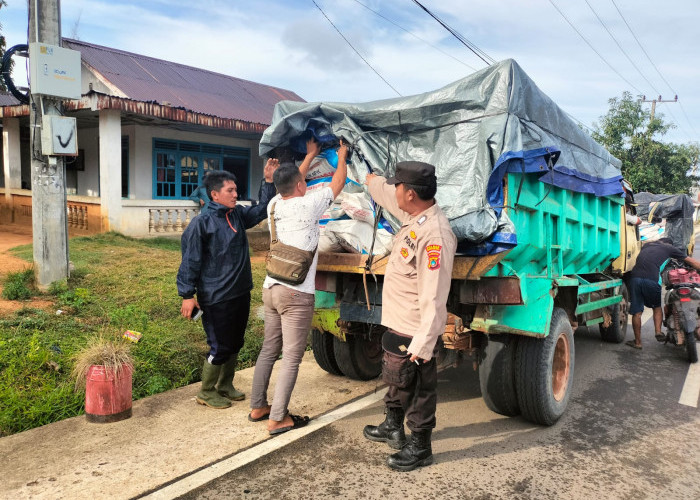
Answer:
[{"xmin": 363, "ymin": 161, "xmax": 456, "ymax": 471}]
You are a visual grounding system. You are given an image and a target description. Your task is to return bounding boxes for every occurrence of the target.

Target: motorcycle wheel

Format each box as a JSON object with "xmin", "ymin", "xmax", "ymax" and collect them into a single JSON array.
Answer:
[{"xmin": 686, "ymin": 328, "xmax": 698, "ymax": 363}]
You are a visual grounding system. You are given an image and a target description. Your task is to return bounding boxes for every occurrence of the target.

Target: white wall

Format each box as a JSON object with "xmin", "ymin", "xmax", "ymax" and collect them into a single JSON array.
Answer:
[
  {"xmin": 75, "ymin": 122, "xmax": 264, "ymax": 203},
  {"xmin": 132, "ymin": 125, "xmax": 263, "ymax": 200},
  {"xmin": 75, "ymin": 127, "xmax": 100, "ymax": 197}
]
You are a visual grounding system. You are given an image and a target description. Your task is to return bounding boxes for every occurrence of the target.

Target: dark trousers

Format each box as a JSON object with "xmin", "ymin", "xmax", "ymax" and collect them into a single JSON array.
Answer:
[
  {"xmin": 383, "ymin": 352, "xmax": 438, "ymax": 432},
  {"xmin": 201, "ymin": 293, "xmax": 250, "ymax": 365}
]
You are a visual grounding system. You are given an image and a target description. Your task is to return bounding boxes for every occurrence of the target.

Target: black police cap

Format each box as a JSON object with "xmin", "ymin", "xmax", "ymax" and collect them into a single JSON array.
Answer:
[{"xmin": 385, "ymin": 161, "xmax": 436, "ymax": 186}]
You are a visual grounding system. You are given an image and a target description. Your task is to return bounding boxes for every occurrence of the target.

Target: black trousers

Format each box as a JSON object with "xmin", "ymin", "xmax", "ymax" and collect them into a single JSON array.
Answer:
[
  {"xmin": 200, "ymin": 293, "xmax": 250, "ymax": 365},
  {"xmin": 383, "ymin": 351, "xmax": 438, "ymax": 432}
]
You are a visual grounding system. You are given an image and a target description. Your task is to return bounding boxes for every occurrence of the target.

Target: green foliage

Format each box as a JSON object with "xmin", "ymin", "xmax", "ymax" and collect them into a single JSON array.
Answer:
[
  {"xmin": 0, "ymin": 232, "xmax": 267, "ymax": 436},
  {"xmin": 592, "ymin": 91, "xmax": 699, "ymax": 194},
  {"xmin": 2, "ymin": 268, "xmax": 35, "ymax": 300},
  {"xmin": 0, "ymin": 0, "xmax": 7, "ymax": 93},
  {"xmin": 57, "ymin": 287, "xmax": 91, "ymax": 309}
]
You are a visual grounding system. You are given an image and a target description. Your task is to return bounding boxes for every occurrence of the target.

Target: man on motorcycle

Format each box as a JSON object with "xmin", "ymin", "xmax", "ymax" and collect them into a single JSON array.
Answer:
[{"xmin": 627, "ymin": 237, "xmax": 700, "ymax": 349}]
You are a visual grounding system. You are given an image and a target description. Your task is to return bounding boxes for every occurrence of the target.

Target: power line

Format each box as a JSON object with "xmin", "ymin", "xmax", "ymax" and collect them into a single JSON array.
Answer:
[
  {"xmin": 610, "ymin": 0, "xmax": 674, "ymax": 95},
  {"xmin": 610, "ymin": 0, "xmax": 698, "ymax": 139},
  {"xmin": 350, "ymin": 0, "xmax": 478, "ymax": 72},
  {"xmin": 583, "ymin": 0, "xmax": 659, "ymax": 94},
  {"xmin": 410, "ymin": 0, "xmax": 495, "ymax": 66},
  {"xmin": 547, "ymin": 0, "xmax": 643, "ymax": 95},
  {"xmin": 311, "ymin": 0, "xmax": 401, "ymax": 97}
]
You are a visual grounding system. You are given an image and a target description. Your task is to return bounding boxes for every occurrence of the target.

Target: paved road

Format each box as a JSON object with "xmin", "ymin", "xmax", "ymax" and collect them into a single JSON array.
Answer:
[{"xmin": 173, "ymin": 312, "xmax": 700, "ymax": 500}]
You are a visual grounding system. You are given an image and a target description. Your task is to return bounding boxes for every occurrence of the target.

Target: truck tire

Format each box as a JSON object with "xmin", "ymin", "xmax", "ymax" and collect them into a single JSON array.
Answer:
[
  {"xmin": 599, "ymin": 283, "xmax": 629, "ymax": 343},
  {"xmin": 311, "ymin": 329, "xmax": 343, "ymax": 376},
  {"xmin": 478, "ymin": 334, "xmax": 520, "ymax": 417},
  {"xmin": 333, "ymin": 334, "xmax": 382, "ymax": 381},
  {"xmin": 686, "ymin": 328, "xmax": 698, "ymax": 363},
  {"xmin": 515, "ymin": 308, "xmax": 575, "ymax": 426}
]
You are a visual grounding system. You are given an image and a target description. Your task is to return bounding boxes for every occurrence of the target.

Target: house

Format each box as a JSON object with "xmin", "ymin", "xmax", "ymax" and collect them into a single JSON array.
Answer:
[{"xmin": 0, "ymin": 39, "xmax": 304, "ymax": 237}]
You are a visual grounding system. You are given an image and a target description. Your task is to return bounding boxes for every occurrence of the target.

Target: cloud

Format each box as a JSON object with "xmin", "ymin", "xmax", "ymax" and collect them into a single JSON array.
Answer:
[{"xmin": 2, "ymin": 0, "xmax": 698, "ymax": 144}]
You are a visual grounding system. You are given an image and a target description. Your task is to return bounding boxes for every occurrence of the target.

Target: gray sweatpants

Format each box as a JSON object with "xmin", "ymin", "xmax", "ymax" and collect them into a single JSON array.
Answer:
[{"xmin": 250, "ymin": 284, "xmax": 315, "ymax": 421}]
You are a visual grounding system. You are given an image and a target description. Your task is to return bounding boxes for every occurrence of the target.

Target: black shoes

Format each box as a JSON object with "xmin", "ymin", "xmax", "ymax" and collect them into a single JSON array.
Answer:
[
  {"xmin": 386, "ymin": 429, "xmax": 433, "ymax": 471},
  {"xmin": 363, "ymin": 407, "xmax": 407, "ymax": 450}
]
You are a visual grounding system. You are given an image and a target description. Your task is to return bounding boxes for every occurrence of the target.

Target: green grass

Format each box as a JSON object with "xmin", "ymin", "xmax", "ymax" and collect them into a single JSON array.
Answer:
[
  {"xmin": 1, "ymin": 268, "xmax": 35, "ymax": 300},
  {"xmin": 0, "ymin": 232, "xmax": 267, "ymax": 437}
]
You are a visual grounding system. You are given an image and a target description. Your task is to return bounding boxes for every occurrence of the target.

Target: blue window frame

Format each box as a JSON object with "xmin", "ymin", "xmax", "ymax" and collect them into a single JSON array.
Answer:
[{"xmin": 152, "ymin": 139, "xmax": 250, "ymax": 199}]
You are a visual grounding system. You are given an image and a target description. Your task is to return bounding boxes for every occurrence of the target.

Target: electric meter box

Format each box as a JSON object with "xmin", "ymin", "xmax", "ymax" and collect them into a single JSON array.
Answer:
[
  {"xmin": 29, "ymin": 43, "xmax": 81, "ymax": 99},
  {"xmin": 41, "ymin": 116, "xmax": 78, "ymax": 156}
]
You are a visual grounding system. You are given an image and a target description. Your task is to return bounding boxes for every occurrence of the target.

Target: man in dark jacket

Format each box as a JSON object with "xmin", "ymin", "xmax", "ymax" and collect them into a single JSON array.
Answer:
[{"xmin": 177, "ymin": 161, "xmax": 278, "ymax": 408}]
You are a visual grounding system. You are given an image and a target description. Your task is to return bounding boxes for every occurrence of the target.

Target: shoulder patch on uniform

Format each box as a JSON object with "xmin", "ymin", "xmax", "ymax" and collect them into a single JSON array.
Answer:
[
  {"xmin": 417, "ymin": 216, "xmax": 427, "ymax": 225},
  {"xmin": 426, "ymin": 244, "xmax": 442, "ymax": 270}
]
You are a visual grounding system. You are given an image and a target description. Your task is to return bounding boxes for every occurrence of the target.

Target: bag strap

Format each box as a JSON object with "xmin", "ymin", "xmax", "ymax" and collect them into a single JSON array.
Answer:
[
  {"xmin": 269, "ymin": 199, "xmax": 319, "ymax": 254},
  {"xmin": 269, "ymin": 201, "xmax": 278, "ymax": 244}
]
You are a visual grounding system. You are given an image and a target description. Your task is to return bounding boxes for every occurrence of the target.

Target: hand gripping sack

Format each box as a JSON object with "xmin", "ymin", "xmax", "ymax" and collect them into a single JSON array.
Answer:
[{"xmin": 266, "ymin": 202, "xmax": 317, "ymax": 285}]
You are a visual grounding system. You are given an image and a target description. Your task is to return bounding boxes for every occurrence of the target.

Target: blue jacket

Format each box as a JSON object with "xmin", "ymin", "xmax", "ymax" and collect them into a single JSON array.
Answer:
[
  {"xmin": 177, "ymin": 182, "xmax": 275, "ymax": 305},
  {"xmin": 188, "ymin": 186, "xmax": 212, "ymax": 214}
]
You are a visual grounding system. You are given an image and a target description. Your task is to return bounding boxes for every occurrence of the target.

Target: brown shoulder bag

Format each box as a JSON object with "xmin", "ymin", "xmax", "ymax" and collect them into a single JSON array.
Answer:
[{"xmin": 265, "ymin": 201, "xmax": 317, "ymax": 285}]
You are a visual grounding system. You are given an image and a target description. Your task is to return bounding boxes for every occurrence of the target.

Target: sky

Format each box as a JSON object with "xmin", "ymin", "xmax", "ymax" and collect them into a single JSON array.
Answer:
[{"xmin": 2, "ymin": 0, "xmax": 699, "ymax": 146}]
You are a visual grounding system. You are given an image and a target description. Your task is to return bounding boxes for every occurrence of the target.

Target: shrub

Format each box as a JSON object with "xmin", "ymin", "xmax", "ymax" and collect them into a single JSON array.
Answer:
[{"xmin": 2, "ymin": 268, "xmax": 34, "ymax": 300}]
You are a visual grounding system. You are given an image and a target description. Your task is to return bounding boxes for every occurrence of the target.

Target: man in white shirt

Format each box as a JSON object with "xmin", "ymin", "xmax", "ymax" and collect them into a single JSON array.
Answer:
[{"xmin": 249, "ymin": 138, "xmax": 348, "ymax": 435}]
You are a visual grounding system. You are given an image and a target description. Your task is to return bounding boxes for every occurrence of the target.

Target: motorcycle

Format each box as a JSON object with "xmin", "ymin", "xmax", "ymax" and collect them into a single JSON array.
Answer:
[{"xmin": 662, "ymin": 261, "xmax": 700, "ymax": 363}]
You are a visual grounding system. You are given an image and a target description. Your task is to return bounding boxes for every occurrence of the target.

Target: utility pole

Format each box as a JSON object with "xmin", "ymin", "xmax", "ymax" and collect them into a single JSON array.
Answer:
[
  {"xmin": 640, "ymin": 94, "xmax": 678, "ymax": 124},
  {"xmin": 28, "ymin": 0, "xmax": 70, "ymax": 287}
]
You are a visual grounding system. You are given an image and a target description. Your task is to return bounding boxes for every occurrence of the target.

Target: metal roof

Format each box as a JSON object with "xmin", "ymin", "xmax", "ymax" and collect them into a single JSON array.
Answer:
[
  {"xmin": 0, "ymin": 92, "xmax": 21, "ymax": 106},
  {"xmin": 62, "ymin": 39, "xmax": 304, "ymax": 126}
]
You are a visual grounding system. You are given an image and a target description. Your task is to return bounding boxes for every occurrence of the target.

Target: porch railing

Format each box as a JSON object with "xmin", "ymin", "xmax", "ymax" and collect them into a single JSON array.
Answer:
[
  {"xmin": 149, "ymin": 208, "xmax": 198, "ymax": 233},
  {"xmin": 67, "ymin": 202, "xmax": 90, "ymax": 230}
]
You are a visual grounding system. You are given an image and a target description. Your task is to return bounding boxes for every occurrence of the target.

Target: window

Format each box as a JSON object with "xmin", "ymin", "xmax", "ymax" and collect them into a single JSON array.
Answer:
[
  {"xmin": 152, "ymin": 139, "xmax": 251, "ymax": 199},
  {"xmin": 121, "ymin": 136, "xmax": 129, "ymax": 198}
]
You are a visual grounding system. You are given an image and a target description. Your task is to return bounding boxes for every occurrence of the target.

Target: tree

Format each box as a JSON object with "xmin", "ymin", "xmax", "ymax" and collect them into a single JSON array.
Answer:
[
  {"xmin": 592, "ymin": 91, "xmax": 698, "ymax": 194},
  {"xmin": 0, "ymin": 0, "xmax": 7, "ymax": 92}
]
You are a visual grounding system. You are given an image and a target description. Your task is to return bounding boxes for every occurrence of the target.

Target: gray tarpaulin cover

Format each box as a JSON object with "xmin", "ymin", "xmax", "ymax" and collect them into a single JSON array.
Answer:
[
  {"xmin": 635, "ymin": 192, "xmax": 695, "ymax": 254},
  {"xmin": 260, "ymin": 59, "xmax": 622, "ymax": 251}
]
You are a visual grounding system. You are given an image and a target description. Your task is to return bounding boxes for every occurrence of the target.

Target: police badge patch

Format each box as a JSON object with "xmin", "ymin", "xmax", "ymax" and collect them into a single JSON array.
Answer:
[
  {"xmin": 426, "ymin": 244, "xmax": 442, "ymax": 270},
  {"xmin": 400, "ymin": 247, "xmax": 409, "ymax": 259}
]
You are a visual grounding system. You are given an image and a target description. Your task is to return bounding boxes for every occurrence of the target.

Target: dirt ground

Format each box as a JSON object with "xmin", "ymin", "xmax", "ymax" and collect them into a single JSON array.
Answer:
[{"xmin": 0, "ymin": 224, "xmax": 54, "ymax": 316}]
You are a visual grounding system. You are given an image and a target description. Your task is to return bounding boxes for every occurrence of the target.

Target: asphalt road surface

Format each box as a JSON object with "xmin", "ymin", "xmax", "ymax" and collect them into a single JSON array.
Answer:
[{"xmin": 172, "ymin": 312, "xmax": 700, "ymax": 500}]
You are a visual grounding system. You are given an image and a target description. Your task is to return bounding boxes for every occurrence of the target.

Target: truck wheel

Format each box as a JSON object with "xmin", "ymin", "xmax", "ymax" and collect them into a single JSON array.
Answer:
[
  {"xmin": 478, "ymin": 334, "xmax": 520, "ymax": 417},
  {"xmin": 599, "ymin": 283, "xmax": 629, "ymax": 343},
  {"xmin": 686, "ymin": 328, "xmax": 698, "ymax": 363},
  {"xmin": 311, "ymin": 329, "xmax": 343, "ymax": 376},
  {"xmin": 515, "ymin": 308, "xmax": 575, "ymax": 426},
  {"xmin": 333, "ymin": 334, "xmax": 382, "ymax": 380}
]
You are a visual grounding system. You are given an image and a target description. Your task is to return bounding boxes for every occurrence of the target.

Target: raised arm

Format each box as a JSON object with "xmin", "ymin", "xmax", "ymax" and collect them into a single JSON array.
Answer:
[
  {"xmin": 297, "ymin": 138, "xmax": 321, "ymax": 179},
  {"xmin": 328, "ymin": 141, "xmax": 349, "ymax": 199},
  {"xmin": 365, "ymin": 173, "xmax": 409, "ymax": 222},
  {"xmin": 239, "ymin": 158, "xmax": 278, "ymax": 228}
]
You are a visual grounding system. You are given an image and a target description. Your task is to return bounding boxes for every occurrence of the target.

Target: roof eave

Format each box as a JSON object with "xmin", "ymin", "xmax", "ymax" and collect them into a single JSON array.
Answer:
[{"xmin": 1, "ymin": 92, "xmax": 270, "ymax": 135}]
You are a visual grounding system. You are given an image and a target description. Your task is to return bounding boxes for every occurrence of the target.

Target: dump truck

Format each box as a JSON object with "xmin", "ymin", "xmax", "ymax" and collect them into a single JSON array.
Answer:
[{"xmin": 260, "ymin": 60, "xmax": 640, "ymax": 426}]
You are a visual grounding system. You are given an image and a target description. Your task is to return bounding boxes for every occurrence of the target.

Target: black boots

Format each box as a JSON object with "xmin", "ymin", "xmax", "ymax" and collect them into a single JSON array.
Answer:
[
  {"xmin": 363, "ymin": 407, "xmax": 407, "ymax": 450},
  {"xmin": 386, "ymin": 429, "xmax": 433, "ymax": 471}
]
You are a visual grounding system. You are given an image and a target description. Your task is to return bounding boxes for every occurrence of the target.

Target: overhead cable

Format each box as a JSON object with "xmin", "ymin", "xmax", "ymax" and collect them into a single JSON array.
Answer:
[
  {"xmin": 311, "ymin": 0, "xmax": 402, "ymax": 97},
  {"xmin": 610, "ymin": 0, "xmax": 698, "ymax": 139},
  {"xmin": 583, "ymin": 0, "xmax": 659, "ymax": 94},
  {"xmin": 410, "ymin": 0, "xmax": 495, "ymax": 66},
  {"xmin": 547, "ymin": 0, "xmax": 643, "ymax": 95},
  {"xmin": 350, "ymin": 0, "xmax": 477, "ymax": 72}
]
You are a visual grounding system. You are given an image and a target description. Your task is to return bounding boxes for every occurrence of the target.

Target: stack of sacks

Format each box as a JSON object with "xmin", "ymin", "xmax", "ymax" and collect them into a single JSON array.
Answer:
[
  {"xmin": 639, "ymin": 221, "xmax": 665, "ymax": 242},
  {"xmin": 304, "ymin": 150, "xmax": 392, "ymax": 256}
]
